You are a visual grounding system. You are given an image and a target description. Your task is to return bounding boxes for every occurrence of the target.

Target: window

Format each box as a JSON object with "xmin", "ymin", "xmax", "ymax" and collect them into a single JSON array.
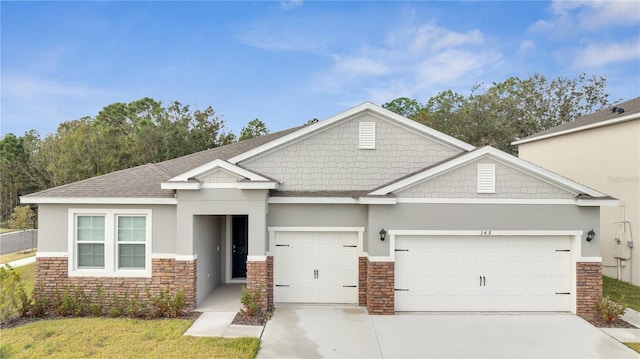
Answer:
[
  {"xmin": 117, "ymin": 216, "xmax": 146, "ymax": 269},
  {"xmin": 69, "ymin": 209, "xmax": 151, "ymax": 277},
  {"xmin": 77, "ymin": 216, "xmax": 105, "ymax": 268},
  {"xmin": 359, "ymin": 122, "xmax": 376, "ymax": 149},
  {"xmin": 477, "ymin": 163, "xmax": 496, "ymax": 193}
]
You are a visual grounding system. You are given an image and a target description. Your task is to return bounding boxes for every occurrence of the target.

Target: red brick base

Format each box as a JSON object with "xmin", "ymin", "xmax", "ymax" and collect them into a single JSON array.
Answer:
[
  {"xmin": 576, "ymin": 261, "xmax": 602, "ymax": 319},
  {"xmin": 359, "ymin": 257, "xmax": 367, "ymax": 306},
  {"xmin": 366, "ymin": 259, "xmax": 394, "ymax": 315},
  {"xmin": 35, "ymin": 257, "xmax": 197, "ymax": 310},
  {"xmin": 246, "ymin": 258, "xmax": 273, "ymax": 313}
]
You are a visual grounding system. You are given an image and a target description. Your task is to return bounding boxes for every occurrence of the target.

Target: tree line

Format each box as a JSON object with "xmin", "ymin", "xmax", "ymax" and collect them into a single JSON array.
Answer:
[
  {"xmin": 1, "ymin": 73, "xmax": 614, "ymax": 223},
  {"xmin": 1, "ymin": 98, "xmax": 269, "ymax": 223}
]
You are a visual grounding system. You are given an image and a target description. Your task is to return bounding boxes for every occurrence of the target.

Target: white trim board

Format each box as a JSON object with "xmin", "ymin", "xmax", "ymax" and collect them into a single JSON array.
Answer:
[
  {"xmin": 168, "ymin": 159, "xmax": 271, "ymax": 183},
  {"xmin": 20, "ymin": 197, "xmax": 177, "ymax": 205},
  {"xmin": 369, "ymin": 146, "xmax": 608, "ymax": 198},
  {"xmin": 228, "ymin": 102, "xmax": 474, "ymax": 164},
  {"xmin": 268, "ymin": 226, "xmax": 366, "ymax": 232},
  {"xmin": 512, "ymin": 113, "xmax": 640, "ymax": 145}
]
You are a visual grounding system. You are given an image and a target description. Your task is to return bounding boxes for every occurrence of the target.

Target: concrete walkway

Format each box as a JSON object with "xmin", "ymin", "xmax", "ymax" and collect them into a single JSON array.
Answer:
[
  {"xmin": 184, "ymin": 284, "xmax": 264, "ymax": 338},
  {"xmin": 601, "ymin": 308, "xmax": 640, "ymax": 344},
  {"xmin": 258, "ymin": 305, "xmax": 640, "ymax": 359},
  {"xmin": 0, "ymin": 255, "xmax": 36, "ymax": 268}
]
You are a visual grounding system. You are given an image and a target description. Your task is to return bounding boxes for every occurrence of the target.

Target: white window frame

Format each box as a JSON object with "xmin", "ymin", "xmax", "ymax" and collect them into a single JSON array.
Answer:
[
  {"xmin": 75, "ymin": 214, "xmax": 106, "ymax": 269},
  {"xmin": 68, "ymin": 209, "xmax": 152, "ymax": 277}
]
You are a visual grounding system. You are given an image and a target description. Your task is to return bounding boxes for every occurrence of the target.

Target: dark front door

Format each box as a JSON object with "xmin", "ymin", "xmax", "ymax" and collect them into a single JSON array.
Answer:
[{"xmin": 232, "ymin": 215, "xmax": 248, "ymax": 278}]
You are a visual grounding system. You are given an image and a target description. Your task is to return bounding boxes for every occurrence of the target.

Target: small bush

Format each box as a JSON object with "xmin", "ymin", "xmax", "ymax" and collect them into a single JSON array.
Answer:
[
  {"xmin": 0, "ymin": 265, "xmax": 28, "ymax": 322},
  {"xmin": 597, "ymin": 296, "xmax": 626, "ymax": 323},
  {"xmin": 240, "ymin": 286, "xmax": 262, "ymax": 316},
  {"xmin": 88, "ymin": 286, "xmax": 105, "ymax": 316},
  {"xmin": 30, "ymin": 284, "xmax": 50, "ymax": 318},
  {"xmin": 108, "ymin": 291, "xmax": 126, "ymax": 317}
]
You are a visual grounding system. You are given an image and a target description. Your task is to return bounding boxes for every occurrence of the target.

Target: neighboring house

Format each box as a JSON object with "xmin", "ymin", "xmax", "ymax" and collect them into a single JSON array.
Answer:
[
  {"xmin": 21, "ymin": 103, "xmax": 614, "ymax": 318},
  {"xmin": 514, "ymin": 97, "xmax": 639, "ymax": 287}
]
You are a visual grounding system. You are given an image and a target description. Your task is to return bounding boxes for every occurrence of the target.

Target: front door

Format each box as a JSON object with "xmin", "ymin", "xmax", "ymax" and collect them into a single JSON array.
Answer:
[{"xmin": 232, "ymin": 215, "xmax": 248, "ymax": 278}]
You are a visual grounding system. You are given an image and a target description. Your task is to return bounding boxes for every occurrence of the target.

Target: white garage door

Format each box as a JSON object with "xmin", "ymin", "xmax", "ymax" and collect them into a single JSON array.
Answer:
[
  {"xmin": 395, "ymin": 235, "xmax": 571, "ymax": 312},
  {"xmin": 274, "ymin": 231, "xmax": 358, "ymax": 304}
]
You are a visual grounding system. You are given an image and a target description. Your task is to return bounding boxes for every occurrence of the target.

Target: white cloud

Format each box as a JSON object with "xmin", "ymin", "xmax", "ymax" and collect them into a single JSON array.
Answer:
[
  {"xmin": 517, "ymin": 39, "xmax": 535, "ymax": 55},
  {"xmin": 280, "ymin": 0, "xmax": 302, "ymax": 11},
  {"xmin": 530, "ymin": 0, "xmax": 640, "ymax": 35},
  {"xmin": 309, "ymin": 23, "xmax": 501, "ymax": 102},
  {"xmin": 571, "ymin": 37, "xmax": 640, "ymax": 68}
]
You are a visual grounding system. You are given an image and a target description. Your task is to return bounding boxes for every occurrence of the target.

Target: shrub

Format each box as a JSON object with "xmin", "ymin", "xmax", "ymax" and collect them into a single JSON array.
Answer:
[
  {"xmin": 597, "ymin": 296, "xmax": 626, "ymax": 323},
  {"xmin": 88, "ymin": 286, "xmax": 105, "ymax": 316},
  {"xmin": 30, "ymin": 284, "xmax": 50, "ymax": 317},
  {"xmin": 240, "ymin": 286, "xmax": 262, "ymax": 316},
  {"xmin": 0, "ymin": 265, "xmax": 28, "ymax": 322}
]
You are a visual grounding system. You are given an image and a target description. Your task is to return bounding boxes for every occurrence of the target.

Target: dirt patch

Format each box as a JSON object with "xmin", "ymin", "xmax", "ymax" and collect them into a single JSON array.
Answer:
[{"xmin": 231, "ymin": 311, "xmax": 269, "ymax": 326}]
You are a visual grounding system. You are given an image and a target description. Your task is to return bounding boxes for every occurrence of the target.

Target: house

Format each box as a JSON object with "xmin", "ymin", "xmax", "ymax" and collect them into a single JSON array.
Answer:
[
  {"xmin": 21, "ymin": 102, "xmax": 614, "ymax": 317},
  {"xmin": 514, "ymin": 97, "xmax": 639, "ymax": 287}
]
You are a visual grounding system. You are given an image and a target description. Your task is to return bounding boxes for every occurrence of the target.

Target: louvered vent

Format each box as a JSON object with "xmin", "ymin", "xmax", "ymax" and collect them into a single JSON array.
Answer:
[
  {"xmin": 477, "ymin": 163, "xmax": 496, "ymax": 193},
  {"xmin": 359, "ymin": 122, "xmax": 376, "ymax": 149}
]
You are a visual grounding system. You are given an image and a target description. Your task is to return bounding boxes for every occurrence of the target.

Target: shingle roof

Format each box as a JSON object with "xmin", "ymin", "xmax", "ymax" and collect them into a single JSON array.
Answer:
[
  {"xmin": 516, "ymin": 96, "xmax": 640, "ymax": 144},
  {"xmin": 22, "ymin": 127, "xmax": 303, "ymax": 199}
]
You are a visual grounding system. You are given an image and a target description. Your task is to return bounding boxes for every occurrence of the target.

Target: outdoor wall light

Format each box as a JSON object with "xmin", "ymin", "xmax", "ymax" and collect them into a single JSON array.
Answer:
[
  {"xmin": 586, "ymin": 229, "xmax": 596, "ymax": 242},
  {"xmin": 379, "ymin": 228, "xmax": 387, "ymax": 241}
]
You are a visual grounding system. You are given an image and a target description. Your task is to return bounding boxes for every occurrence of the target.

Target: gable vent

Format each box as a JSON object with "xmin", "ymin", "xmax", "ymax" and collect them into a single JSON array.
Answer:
[
  {"xmin": 477, "ymin": 163, "xmax": 496, "ymax": 193},
  {"xmin": 359, "ymin": 122, "xmax": 376, "ymax": 149}
]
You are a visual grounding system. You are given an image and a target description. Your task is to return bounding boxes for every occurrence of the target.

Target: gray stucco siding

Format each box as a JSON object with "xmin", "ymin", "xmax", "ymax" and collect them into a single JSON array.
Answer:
[
  {"xmin": 36, "ymin": 204, "xmax": 177, "ymax": 254},
  {"xmin": 367, "ymin": 203, "xmax": 600, "ymax": 257},
  {"xmin": 176, "ymin": 189, "xmax": 268, "ymax": 256},
  {"xmin": 398, "ymin": 157, "xmax": 576, "ymax": 199},
  {"xmin": 193, "ymin": 215, "xmax": 223, "ymax": 304},
  {"xmin": 240, "ymin": 111, "xmax": 462, "ymax": 191}
]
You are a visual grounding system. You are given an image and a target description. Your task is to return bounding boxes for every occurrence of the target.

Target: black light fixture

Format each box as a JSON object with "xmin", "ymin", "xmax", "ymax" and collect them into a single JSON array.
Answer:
[
  {"xmin": 586, "ymin": 229, "xmax": 596, "ymax": 242},
  {"xmin": 379, "ymin": 228, "xmax": 387, "ymax": 241}
]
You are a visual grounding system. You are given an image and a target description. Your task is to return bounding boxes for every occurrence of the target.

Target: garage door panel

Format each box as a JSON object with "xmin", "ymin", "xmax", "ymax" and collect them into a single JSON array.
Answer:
[
  {"xmin": 274, "ymin": 231, "xmax": 358, "ymax": 304},
  {"xmin": 395, "ymin": 235, "xmax": 571, "ymax": 312}
]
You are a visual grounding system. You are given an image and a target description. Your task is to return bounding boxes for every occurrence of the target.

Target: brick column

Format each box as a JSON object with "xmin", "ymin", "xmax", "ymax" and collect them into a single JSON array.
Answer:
[
  {"xmin": 359, "ymin": 257, "xmax": 368, "ymax": 306},
  {"xmin": 246, "ymin": 259, "xmax": 268, "ymax": 313},
  {"xmin": 266, "ymin": 256, "xmax": 274, "ymax": 310},
  {"xmin": 366, "ymin": 259, "xmax": 394, "ymax": 315},
  {"xmin": 576, "ymin": 262, "xmax": 602, "ymax": 318}
]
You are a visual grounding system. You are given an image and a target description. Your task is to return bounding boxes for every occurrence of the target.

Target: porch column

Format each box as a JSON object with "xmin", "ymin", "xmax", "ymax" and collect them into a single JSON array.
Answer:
[{"xmin": 246, "ymin": 255, "xmax": 273, "ymax": 313}]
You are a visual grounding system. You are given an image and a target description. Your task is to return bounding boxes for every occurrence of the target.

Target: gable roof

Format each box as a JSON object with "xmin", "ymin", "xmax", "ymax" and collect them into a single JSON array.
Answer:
[
  {"xmin": 20, "ymin": 127, "xmax": 301, "ymax": 203},
  {"xmin": 228, "ymin": 102, "xmax": 475, "ymax": 164},
  {"xmin": 513, "ymin": 97, "xmax": 640, "ymax": 145},
  {"xmin": 369, "ymin": 146, "xmax": 610, "ymax": 200}
]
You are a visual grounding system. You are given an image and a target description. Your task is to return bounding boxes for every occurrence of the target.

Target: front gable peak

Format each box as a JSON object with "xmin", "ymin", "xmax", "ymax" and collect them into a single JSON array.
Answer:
[{"xmin": 161, "ymin": 159, "xmax": 278, "ymax": 190}]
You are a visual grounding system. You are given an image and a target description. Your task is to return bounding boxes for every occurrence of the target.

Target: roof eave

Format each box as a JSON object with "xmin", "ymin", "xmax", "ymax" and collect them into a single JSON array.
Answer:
[{"xmin": 19, "ymin": 196, "xmax": 177, "ymax": 205}]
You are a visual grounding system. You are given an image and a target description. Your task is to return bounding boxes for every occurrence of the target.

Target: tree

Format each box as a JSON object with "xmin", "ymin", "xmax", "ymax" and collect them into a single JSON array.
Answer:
[
  {"xmin": 239, "ymin": 119, "xmax": 270, "ymax": 141},
  {"xmin": 382, "ymin": 97, "xmax": 423, "ymax": 118},
  {"xmin": 386, "ymin": 73, "xmax": 612, "ymax": 154}
]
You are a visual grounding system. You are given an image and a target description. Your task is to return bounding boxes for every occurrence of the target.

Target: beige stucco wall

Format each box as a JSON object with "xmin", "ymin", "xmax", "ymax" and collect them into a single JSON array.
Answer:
[{"xmin": 519, "ymin": 119, "xmax": 640, "ymax": 285}]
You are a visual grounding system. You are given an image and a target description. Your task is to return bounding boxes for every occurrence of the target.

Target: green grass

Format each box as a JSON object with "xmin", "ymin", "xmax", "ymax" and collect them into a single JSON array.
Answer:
[
  {"xmin": 0, "ymin": 228, "xmax": 16, "ymax": 234},
  {"xmin": 0, "ymin": 318, "xmax": 260, "ymax": 358},
  {"xmin": 0, "ymin": 250, "xmax": 36, "ymax": 264},
  {"xmin": 602, "ymin": 276, "xmax": 640, "ymax": 312},
  {"xmin": 625, "ymin": 342, "xmax": 640, "ymax": 354},
  {"xmin": 14, "ymin": 262, "xmax": 36, "ymax": 295}
]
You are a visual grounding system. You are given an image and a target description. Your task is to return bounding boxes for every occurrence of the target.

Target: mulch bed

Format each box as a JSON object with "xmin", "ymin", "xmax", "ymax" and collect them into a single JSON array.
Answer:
[
  {"xmin": 1, "ymin": 311, "xmax": 202, "ymax": 330},
  {"xmin": 583, "ymin": 315, "xmax": 637, "ymax": 329},
  {"xmin": 231, "ymin": 311, "xmax": 269, "ymax": 326}
]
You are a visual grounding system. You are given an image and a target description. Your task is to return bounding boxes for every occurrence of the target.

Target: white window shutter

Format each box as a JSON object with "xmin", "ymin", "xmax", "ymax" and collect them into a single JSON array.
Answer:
[
  {"xmin": 359, "ymin": 122, "xmax": 376, "ymax": 149},
  {"xmin": 477, "ymin": 163, "xmax": 496, "ymax": 193}
]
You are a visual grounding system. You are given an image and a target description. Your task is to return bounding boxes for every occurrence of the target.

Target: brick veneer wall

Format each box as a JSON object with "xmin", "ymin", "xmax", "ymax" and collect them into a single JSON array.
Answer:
[
  {"xmin": 35, "ymin": 257, "xmax": 197, "ymax": 310},
  {"xmin": 359, "ymin": 257, "xmax": 367, "ymax": 306},
  {"xmin": 246, "ymin": 259, "xmax": 269, "ymax": 313},
  {"xmin": 366, "ymin": 260, "xmax": 394, "ymax": 315},
  {"xmin": 266, "ymin": 256, "xmax": 274, "ymax": 310},
  {"xmin": 576, "ymin": 261, "xmax": 602, "ymax": 318}
]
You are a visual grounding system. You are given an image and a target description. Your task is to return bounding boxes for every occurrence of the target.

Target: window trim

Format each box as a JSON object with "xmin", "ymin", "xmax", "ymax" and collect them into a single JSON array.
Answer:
[
  {"xmin": 76, "ymin": 215, "xmax": 106, "ymax": 269},
  {"xmin": 68, "ymin": 209, "xmax": 152, "ymax": 278}
]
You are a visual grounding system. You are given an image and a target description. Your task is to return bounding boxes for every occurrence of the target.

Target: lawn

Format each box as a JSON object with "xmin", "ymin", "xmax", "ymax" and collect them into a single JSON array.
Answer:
[
  {"xmin": 0, "ymin": 228, "xmax": 16, "ymax": 234},
  {"xmin": 0, "ymin": 317, "xmax": 260, "ymax": 358},
  {"xmin": 0, "ymin": 250, "xmax": 36, "ymax": 264},
  {"xmin": 602, "ymin": 276, "xmax": 640, "ymax": 312}
]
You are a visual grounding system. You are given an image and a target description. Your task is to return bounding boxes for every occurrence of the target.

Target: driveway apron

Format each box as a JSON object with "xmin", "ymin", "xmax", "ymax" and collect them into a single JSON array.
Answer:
[{"xmin": 258, "ymin": 306, "xmax": 640, "ymax": 359}]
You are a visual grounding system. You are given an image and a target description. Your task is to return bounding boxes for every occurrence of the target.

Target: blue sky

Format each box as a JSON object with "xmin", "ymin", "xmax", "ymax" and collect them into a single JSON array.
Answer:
[{"xmin": 2, "ymin": 1, "xmax": 639, "ymax": 137}]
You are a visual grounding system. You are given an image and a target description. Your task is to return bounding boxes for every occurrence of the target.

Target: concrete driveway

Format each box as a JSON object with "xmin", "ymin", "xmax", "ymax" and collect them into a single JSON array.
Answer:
[{"xmin": 258, "ymin": 305, "xmax": 639, "ymax": 358}]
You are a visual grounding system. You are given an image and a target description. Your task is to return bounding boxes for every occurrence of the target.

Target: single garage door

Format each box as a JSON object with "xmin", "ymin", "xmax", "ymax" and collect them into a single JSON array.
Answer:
[
  {"xmin": 395, "ymin": 235, "xmax": 571, "ymax": 311},
  {"xmin": 274, "ymin": 231, "xmax": 358, "ymax": 304}
]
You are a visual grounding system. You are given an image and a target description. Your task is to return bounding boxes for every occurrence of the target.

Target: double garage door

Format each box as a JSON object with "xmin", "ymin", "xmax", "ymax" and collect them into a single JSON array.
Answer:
[
  {"xmin": 274, "ymin": 231, "xmax": 358, "ymax": 304},
  {"xmin": 395, "ymin": 235, "xmax": 572, "ymax": 312}
]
